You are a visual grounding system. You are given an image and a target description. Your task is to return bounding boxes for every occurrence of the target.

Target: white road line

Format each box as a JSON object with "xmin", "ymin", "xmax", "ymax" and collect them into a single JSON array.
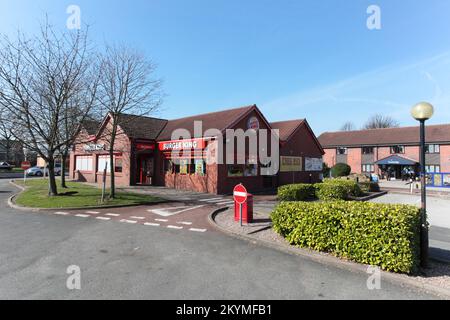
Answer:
[
  {"xmin": 105, "ymin": 213, "xmax": 120, "ymax": 217},
  {"xmin": 96, "ymin": 217, "xmax": 111, "ymax": 221},
  {"xmin": 155, "ymin": 218, "xmax": 168, "ymax": 222},
  {"xmin": 144, "ymin": 222, "xmax": 160, "ymax": 227},
  {"xmin": 189, "ymin": 228, "xmax": 207, "ymax": 233},
  {"xmin": 120, "ymin": 219, "xmax": 138, "ymax": 224},
  {"xmin": 130, "ymin": 216, "xmax": 145, "ymax": 220},
  {"xmin": 54, "ymin": 212, "xmax": 69, "ymax": 215},
  {"xmin": 149, "ymin": 205, "xmax": 206, "ymax": 217},
  {"xmin": 177, "ymin": 221, "xmax": 193, "ymax": 225},
  {"xmin": 167, "ymin": 225, "xmax": 183, "ymax": 230},
  {"xmin": 85, "ymin": 211, "xmax": 100, "ymax": 214},
  {"xmin": 75, "ymin": 214, "xmax": 90, "ymax": 218},
  {"xmin": 215, "ymin": 201, "xmax": 235, "ymax": 205},
  {"xmin": 199, "ymin": 197, "xmax": 223, "ymax": 202}
]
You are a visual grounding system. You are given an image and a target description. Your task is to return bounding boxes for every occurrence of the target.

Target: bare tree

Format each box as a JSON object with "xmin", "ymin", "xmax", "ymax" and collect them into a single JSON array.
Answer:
[
  {"xmin": 0, "ymin": 110, "xmax": 19, "ymax": 163},
  {"xmin": 340, "ymin": 121, "xmax": 355, "ymax": 131},
  {"xmin": 0, "ymin": 22, "xmax": 99, "ymax": 195},
  {"xmin": 97, "ymin": 45, "xmax": 163, "ymax": 198},
  {"xmin": 363, "ymin": 114, "xmax": 400, "ymax": 130}
]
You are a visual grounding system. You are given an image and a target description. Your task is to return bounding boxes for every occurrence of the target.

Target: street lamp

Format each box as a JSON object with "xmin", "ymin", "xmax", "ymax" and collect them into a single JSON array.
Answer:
[{"xmin": 411, "ymin": 101, "xmax": 434, "ymax": 268}]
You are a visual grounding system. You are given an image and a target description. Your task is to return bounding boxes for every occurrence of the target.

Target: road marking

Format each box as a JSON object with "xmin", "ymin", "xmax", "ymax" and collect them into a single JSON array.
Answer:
[
  {"xmin": 215, "ymin": 201, "xmax": 235, "ymax": 205},
  {"xmin": 149, "ymin": 205, "xmax": 206, "ymax": 217},
  {"xmin": 120, "ymin": 219, "xmax": 138, "ymax": 224},
  {"xmin": 155, "ymin": 218, "xmax": 168, "ymax": 222},
  {"xmin": 144, "ymin": 222, "xmax": 160, "ymax": 227},
  {"xmin": 167, "ymin": 225, "xmax": 183, "ymax": 230},
  {"xmin": 96, "ymin": 217, "xmax": 111, "ymax": 221},
  {"xmin": 85, "ymin": 211, "xmax": 100, "ymax": 214},
  {"xmin": 130, "ymin": 216, "xmax": 145, "ymax": 220},
  {"xmin": 177, "ymin": 221, "xmax": 193, "ymax": 225},
  {"xmin": 189, "ymin": 228, "xmax": 207, "ymax": 233},
  {"xmin": 54, "ymin": 211, "xmax": 69, "ymax": 215},
  {"xmin": 105, "ymin": 213, "xmax": 120, "ymax": 217},
  {"xmin": 199, "ymin": 197, "xmax": 223, "ymax": 202},
  {"xmin": 75, "ymin": 214, "xmax": 90, "ymax": 218}
]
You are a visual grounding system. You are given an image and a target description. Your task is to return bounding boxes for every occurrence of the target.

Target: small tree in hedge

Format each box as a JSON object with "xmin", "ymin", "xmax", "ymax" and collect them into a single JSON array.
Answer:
[
  {"xmin": 322, "ymin": 162, "xmax": 331, "ymax": 178},
  {"xmin": 331, "ymin": 163, "xmax": 351, "ymax": 177}
]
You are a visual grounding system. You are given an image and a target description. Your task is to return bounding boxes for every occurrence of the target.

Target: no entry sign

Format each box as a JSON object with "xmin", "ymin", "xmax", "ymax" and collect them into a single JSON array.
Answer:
[
  {"xmin": 21, "ymin": 161, "xmax": 31, "ymax": 170},
  {"xmin": 233, "ymin": 184, "xmax": 248, "ymax": 204}
]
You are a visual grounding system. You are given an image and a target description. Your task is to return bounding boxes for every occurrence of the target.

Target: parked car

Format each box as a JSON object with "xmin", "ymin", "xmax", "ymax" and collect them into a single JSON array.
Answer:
[
  {"xmin": 0, "ymin": 162, "xmax": 13, "ymax": 171},
  {"xmin": 26, "ymin": 165, "xmax": 62, "ymax": 177}
]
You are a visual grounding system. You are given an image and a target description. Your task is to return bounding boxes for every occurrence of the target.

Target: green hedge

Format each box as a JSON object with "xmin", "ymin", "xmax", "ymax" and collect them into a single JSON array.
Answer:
[
  {"xmin": 277, "ymin": 179, "xmax": 364, "ymax": 201},
  {"xmin": 271, "ymin": 201, "xmax": 421, "ymax": 274},
  {"xmin": 331, "ymin": 163, "xmax": 351, "ymax": 177},
  {"xmin": 278, "ymin": 184, "xmax": 316, "ymax": 201}
]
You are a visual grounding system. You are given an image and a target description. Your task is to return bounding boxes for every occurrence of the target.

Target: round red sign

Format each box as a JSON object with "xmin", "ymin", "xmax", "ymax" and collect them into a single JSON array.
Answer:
[
  {"xmin": 233, "ymin": 184, "xmax": 248, "ymax": 204},
  {"xmin": 21, "ymin": 161, "xmax": 31, "ymax": 170}
]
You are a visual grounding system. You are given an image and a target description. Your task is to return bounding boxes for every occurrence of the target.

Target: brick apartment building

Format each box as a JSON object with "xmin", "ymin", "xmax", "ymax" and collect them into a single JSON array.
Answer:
[
  {"xmin": 318, "ymin": 124, "xmax": 450, "ymax": 182},
  {"xmin": 69, "ymin": 104, "xmax": 324, "ymax": 194}
]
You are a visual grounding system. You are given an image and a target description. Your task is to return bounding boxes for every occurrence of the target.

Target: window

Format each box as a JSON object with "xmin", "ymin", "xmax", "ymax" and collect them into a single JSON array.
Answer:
[
  {"xmin": 362, "ymin": 147, "xmax": 374, "ymax": 155},
  {"xmin": 362, "ymin": 164, "xmax": 375, "ymax": 173},
  {"xmin": 164, "ymin": 159, "xmax": 173, "ymax": 173},
  {"xmin": 75, "ymin": 156, "xmax": 93, "ymax": 171},
  {"xmin": 97, "ymin": 155, "xmax": 111, "ymax": 173},
  {"xmin": 195, "ymin": 159, "xmax": 206, "ymax": 175},
  {"xmin": 337, "ymin": 147, "xmax": 348, "ymax": 155},
  {"xmin": 227, "ymin": 164, "xmax": 244, "ymax": 177},
  {"xmin": 390, "ymin": 145, "xmax": 405, "ymax": 154},
  {"xmin": 244, "ymin": 163, "xmax": 258, "ymax": 177},
  {"xmin": 114, "ymin": 157, "xmax": 123, "ymax": 173},
  {"xmin": 425, "ymin": 144, "xmax": 440, "ymax": 154},
  {"xmin": 179, "ymin": 159, "xmax": 189, "ymax": 175},
  {"xmin": 425, "ymin": 165, "xmax": 440, "ymax": 173}
]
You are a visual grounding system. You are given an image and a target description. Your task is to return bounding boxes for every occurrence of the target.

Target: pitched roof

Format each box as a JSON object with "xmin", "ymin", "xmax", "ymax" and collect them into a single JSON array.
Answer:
[
  {"xmin": 270, "ymin": 119, "xmax": 305, "ymax": 142},
  {"xmin": 81, "ymin": 119, "xmax": 101, "ymax": 135},
  {"xmin": 116, "ymin": 113, "xmax": 168, "ymax": 140},
  {"xmin": 318, "ymin": 124, "xmax": 450, "ymax": 147},
  {"xmin": 157, "ymin": 105, "xmax": 256, "ymax": 141}
]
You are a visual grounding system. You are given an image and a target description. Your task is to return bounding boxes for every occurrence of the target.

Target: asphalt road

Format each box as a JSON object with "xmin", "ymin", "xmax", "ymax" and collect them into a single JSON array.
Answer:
[{"xmin": 0, "ymin": 180, "xmax": 440, "ymax": 299}]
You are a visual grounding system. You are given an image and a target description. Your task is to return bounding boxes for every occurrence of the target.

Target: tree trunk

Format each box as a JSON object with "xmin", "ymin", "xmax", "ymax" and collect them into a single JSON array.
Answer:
[
  {"xmin": 109, "ymin": 148, "xmax": 115, "ymax": 199},
  {"xmin": 61, "ymin": 153, "xmax": 67, "ymax": 188},
  {"xmin": 47, "ymin": 158, "xmax": 58, "ymax": 196}
]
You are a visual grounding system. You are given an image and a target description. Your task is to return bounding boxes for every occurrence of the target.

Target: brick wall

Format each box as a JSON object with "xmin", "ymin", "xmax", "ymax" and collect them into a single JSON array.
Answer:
[
  {"xmin": 347, "ymin": 148, "xmax": 362, "ymax": 174},
  {"xmin": 323, "ymin": 149, "xmax": 336, "ymax": 167},
  {"xmin": 441, "ymin": 145, "xmax": 450, "ymax": 172}
]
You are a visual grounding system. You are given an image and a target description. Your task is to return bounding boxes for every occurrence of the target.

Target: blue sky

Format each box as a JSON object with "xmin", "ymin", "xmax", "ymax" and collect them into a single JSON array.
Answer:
[{"xmin": 1, "ymin": 0, "xmax": 450, "ymax": 135}]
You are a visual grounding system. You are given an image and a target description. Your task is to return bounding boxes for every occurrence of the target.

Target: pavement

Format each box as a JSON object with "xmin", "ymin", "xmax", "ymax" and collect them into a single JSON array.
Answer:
[{"xmin": 0, "ymin": 179, "xmax": 444, "ymax": 299}]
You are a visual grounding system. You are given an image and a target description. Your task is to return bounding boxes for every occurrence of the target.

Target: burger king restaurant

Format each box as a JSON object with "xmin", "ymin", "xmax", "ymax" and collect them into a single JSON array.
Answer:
[{"xmin": 70, "ymin": 104, "xmax": 324, "ymax": 194}]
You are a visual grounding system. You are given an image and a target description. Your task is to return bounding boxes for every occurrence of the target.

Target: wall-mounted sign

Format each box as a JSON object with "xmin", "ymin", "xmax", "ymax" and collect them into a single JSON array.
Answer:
[
  {"xmin": 305, "ymin": 157, "xmax": 323, "ymax": 172},
  {"xmin": 280, "ymin": 156, "xmax": 302, "ymax": 172},
  {"xmin": 158, "ymin": 138, "xmax": 206, "ymax": 151},
  {"xmin": 247, "ymin": 116, "xmax": 260, "ymax": 130},
  {"xmin": 136, "ymin": 143, "xmax": 155, "ymax": 151},
  {"xmin": 83, "ymin": 144, "xmax": 105, "ymax": 152}
]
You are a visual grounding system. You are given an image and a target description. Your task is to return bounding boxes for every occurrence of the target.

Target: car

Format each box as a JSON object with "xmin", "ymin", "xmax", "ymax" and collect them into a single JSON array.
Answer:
[
  {"xmin": 26, "ymin": 166, "xmax": 44, "ymax": 177},
  {"xmin": 0, "ymin": 162, "xmax": 13, "ymax": 171},
  {"xmin": 26, "ymin": 165, "xmax": 63, "ymax": 177}
]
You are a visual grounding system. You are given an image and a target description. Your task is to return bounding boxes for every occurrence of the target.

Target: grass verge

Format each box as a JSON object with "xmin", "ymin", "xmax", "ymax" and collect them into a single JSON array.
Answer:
[{"xmin": 13, "ymin": 179, "xmax": 163, "ymax": 209}]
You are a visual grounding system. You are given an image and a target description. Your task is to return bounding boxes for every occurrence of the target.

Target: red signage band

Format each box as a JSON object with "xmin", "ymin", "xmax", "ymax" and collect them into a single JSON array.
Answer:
[
  {"xmin": 136, "ymin": 143, "xmax": 155, "ymax": 151},
  {"xmin": 158, "ymin": 138, "xmax": 206, "ymax": 151}
]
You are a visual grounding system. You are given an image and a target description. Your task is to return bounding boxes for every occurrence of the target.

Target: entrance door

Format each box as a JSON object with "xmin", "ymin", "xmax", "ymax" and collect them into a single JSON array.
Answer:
[{"xmin": 137, "ymin": 155, "xmax": 154, "ymax": 185}]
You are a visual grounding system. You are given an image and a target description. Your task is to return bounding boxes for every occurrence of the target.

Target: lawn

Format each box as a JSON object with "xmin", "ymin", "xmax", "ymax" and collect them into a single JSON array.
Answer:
[{"xmin": 14, "ymin": 179, "xmax": 163, "ymax": 209}]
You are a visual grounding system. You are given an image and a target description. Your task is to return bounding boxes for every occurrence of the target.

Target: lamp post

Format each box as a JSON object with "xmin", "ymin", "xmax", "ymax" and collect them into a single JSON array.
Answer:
[{"xmin": 411, "ymin": 101, "xmax": 434, "ymax": 268}]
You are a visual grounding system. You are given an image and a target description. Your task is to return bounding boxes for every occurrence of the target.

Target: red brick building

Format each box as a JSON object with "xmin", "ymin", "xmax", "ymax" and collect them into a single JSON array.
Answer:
[
  {"xmin": 70, "ymin": 105, "xmax": 324, "ymax": 194},
  {"xmin": 318, "ymin": 124, "xmax": 450, "ymax": 180}
]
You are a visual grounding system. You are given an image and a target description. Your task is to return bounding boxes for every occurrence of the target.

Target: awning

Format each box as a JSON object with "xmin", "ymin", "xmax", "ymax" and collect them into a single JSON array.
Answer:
[{"xmin": 375, "ymin": 155, "xmax": 418, "ymax": 166}]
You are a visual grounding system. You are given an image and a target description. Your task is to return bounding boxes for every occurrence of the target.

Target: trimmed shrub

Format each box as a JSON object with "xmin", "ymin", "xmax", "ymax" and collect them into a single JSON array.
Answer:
[
  {"xmin": 315, "ymin": 179, "xmax": 362, "ymax": 200},
  {"xmin": 278, "ymin": 184, "xmax": 316, "ymax": 201},
  {"xmin": 271, "ymin": 201, "xmax": 421, "ymax": 274},
  {"xmin": 331, "ymin": 163, "xmax": 351, "ymax": 177},
  {"xmin": 359, "ymin": 182, "xmax": 380, "ymax": 193},
  {"xmin": 314, "ymin": 182, "xmax": 347, "ymax": 200}
]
